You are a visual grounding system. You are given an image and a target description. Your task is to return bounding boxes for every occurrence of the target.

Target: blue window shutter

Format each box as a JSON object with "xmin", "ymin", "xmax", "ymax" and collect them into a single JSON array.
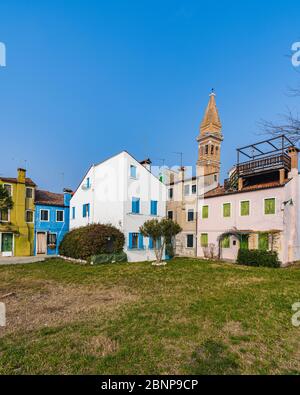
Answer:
[
  {"xmin": 149, "ymin": 237, "xmax": 153, "ymax": 249},
  {"xmin": 150, "ymin": 200, "xmax": 154, "ymax": 215},
  {"xmin": 132, "ymin": 198, "xmax": 135, "ymax": 213},
  {"xmin": 87, "ymin": 178, "xmax": 90, "ymax": 188},
  {"xmin": 128, "ymin": 233, "xmax": 133, "ymax": 249},
  {"xmin": 136, "ymin": 198, "xmax": 140, "ymax": 214},
  {"xmin": 138, "ymin": 234, "xmax": 144, "ymax": 249},
  {"xmin": 87, "ymin": 204, "xmax": 90, "ymax": 217},
  {"xmin": 83, "ymin": 204, "xmax": 86, "ymax": 217},
  {"xmin": 154, "ymin": 201, "xmax": 157, "ymax": 215}
]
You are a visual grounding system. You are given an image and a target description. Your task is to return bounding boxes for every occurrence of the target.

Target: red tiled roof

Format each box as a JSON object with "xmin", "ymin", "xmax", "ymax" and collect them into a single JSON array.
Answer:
[
  {"xmin": 204, "ymin": 180, "xmax": 289, "ymax": 199},
  {"xmin": 35, "ymin": 190, "xmax": 65, "ymax": 206},
  {"xmin": 0, "ymin": 177, "xmax": 36, "ymax": 187}
]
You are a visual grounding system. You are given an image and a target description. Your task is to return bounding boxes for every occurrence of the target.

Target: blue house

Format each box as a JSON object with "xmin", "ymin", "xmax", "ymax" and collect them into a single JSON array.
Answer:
[{"xmin": 34, "ymin": 189, "xmax": 72, "ymax": 255}]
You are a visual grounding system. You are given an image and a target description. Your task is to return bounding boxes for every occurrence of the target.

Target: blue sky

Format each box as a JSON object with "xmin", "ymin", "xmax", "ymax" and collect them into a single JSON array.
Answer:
[{"xmin": 0, "ymin": 0, "xmax": 299, "ymax": 192}]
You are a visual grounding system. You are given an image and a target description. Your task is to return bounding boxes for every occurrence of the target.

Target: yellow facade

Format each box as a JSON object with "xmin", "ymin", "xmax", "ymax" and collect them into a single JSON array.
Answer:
[{"xmin": 0, "ymin": 169, "xmax": 36, "ymax": 257}]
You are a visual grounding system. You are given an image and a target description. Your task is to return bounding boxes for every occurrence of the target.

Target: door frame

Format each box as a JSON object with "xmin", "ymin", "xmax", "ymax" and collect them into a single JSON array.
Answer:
[
  {"xmin": 36, "ymin": 231, "xmax": 47, "ymax": 255},
  {"xmin": 0, "ymin": 232, "xmax": 14, "ymax": 257}
]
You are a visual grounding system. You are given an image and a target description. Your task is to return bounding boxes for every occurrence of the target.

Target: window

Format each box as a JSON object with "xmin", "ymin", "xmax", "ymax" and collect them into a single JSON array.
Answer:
[
  {"xmin": 48, "ymin": 233, "xmax": 57, "ymax": 245},
  {"xmin": 56, "ymin": 210, "xmax": 64, "ymax": 222},
  {"xmin": 205, "ymin": 145, "xmax": 209, "ymax": 155},
  {"xmin": 132, "ymin": 197, "xmax": 140, "ymax": 214},
  {"xmin": 168, "ymin": 211, "xmax": 173, "ymax": 220},
  {"xmin": 240, "ymin": 201, "xmax": 250, "ymax": 216},
  {"xmin": 184, "ymin": 185, "xmax": 190, "ymax": 196},
  {"xmin": 150, "ymin": 200, "xmax": 158, "ymax": 216},
  {"xmin": 130, "ymin": 165, "xmax": 137, "ymax": 178},
  {"xmin": 40, "ymin": 210, "xmax": 49, "ymax": 221},
  {"xmin": 223, "ymin": 203, "xmax": 231, "ymax": 218},
  {"xmin": 202, "ymin": 205, "xmax": 209, "ymax": 219},
  {"xmin": 264, "ymin": 198, "xmax": 275, "ymax": 215},
  {"xmin": 0, "ymin": 209, "xmax": 9, "ymax": 222},
  {"xmin": 201, "ymin": 233, "xmax": 208, "ymax": 247},
  {"xmin": 168, "ymin": 188, "xmax": 173, "ymax": 200},
  {"xmin": 211, "ymin": 145, "xmax": 214, "ymax": 155},
  {"xmin": 72, "ymin": 207, "xmax": 75, "ymax": 219},
  {"xmin": 26, "ymin": 187, "xmax": 33, "ymax": 199},
  {"xmin": 82, "ymin": 203, "xmax": 90, "ymax": 218},
  {"xmin": 259, "ymin": 233, "xmax": 269, "ymax": 251},
  {"xmin": 25, "ymin": 210, "xmax": 33, "ymax": 223},
  {"xmin": 4, "ymin": 184, "xmax": 12, "ymax": 196},
  {"xmin": 129, "ymin": 233, "xmax": 143, "ymax": 249},
  {"xmin": 240, "ymin": 235, "xmax": 249, "ymax": 250},
  {"xmin": 214, "ymin": 174, "xmax": 218, "ymax": 182},
  {"xmin": 221, "ymin": 235, "xmax": 230, "ymax": 248},
  {"xmin": 149, "ymin": 237, "xmax": 161, "ymax": 250},
  {"xmin": 187, "ymin": 234, "xmax": 194, "ymax": 248},
  {"xmin": 192, "ymin": 185, "xmax": 197, "ymax": 194},
  {"xmin": 86, "ymin": 177, "xmax": 91, "ymax": 189},
  {"xmin": 187, "ymin": 209, "xmax": 194, "ymax": 222}
]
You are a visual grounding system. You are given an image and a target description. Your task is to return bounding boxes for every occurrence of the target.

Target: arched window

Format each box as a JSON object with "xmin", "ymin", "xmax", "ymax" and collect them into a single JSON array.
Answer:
[
  {"xmin": 205, "ymin": 145, "xmax": 209, "ymax": 155},
  {"xmin": 211, "ymin": 145, "xmax": 214, "ymax": 155}
]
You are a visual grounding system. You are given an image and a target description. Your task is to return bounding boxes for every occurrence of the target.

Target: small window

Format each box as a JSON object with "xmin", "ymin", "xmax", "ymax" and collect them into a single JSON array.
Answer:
[
  {"xmin": 48, "ymin": 233, "xmax": 57, "ymax": 245},
  {"xmin": 259, "ymin": 233, "xmax": 269, "ymax": 251},
  {"xmin": 86, "ymin": 177, "xmax": 91, "ymax": 189},
  {"xmin": 132, "ymin": 197, "xmax": 140, "ymax": 214},
  {"xmin": 223, "ymin": 203, "xmax": 231, "ymax": 218},
  {"xmin": 72, "ymin": 207, "xmax": 76, "ymax": 219},
  {"xmin": 56, "ymin": 210, "xmax": 64, "ymax": 222},
  {"xmin": 205, "ymin": 145, "xmax": 209, "ymax": 155},
  {"xmin": 168, "ymin": 188, "xmax": 174, "ymax": 200},
  {"xmin": 82, "ymin": 203, "xmax": 90, "ymax": 218},
  {"xmin": 26, "ymin": 187, "xmax": 33, "ymax": 199},
  {"xmin": 187, "ymin": 209, "xmax": 194, "ymax": 222},
  {"xmin": 130, "ymin": 165, "xmax": 137, "ymax": 178},
  {"xmin": 240, "ymin": 201, "xmax": 250, "ymax": 216},
  {"xmin": 192, "ymin": 185, "xmax": 197, "ymax": 194},
  {"xmin": 184, "ymin": 185, "xmax": 190, "ymax": 196},
  {"xmin": 168, "ymin": 211, "xmax": 173, "ymax": 220},
  {"xmin": 187, "ymin": 234, "xmax": 194, "ymax": 248},
  {"xmin": 221, "ymin": 235, "xmax": 230, "ymax": 248},
  {"xmin": 150, "ymin": 200, "xmax": 158, "ymax": 216},
  {"xmin": 4, "ymin": 184, "xmax": 12, "ymax": 196},
  {"xmin": 211, "ymin": 145, "xmax": 214, "ymax": 155},
  {"xmin": 40, "ymin": 210, "xmax": 49, "ymax": 221},
  {"xmin": 201, "ymin": 233, "xmax": 208, "ymax": 247},
  {"xmin": 202, "ymin": 205, "xmax": 209, "ymax": 219},
  {"xmin": 129, "ymin": 233, "xmax": 139, "ymax": 249},
  {"xmin": 0, "ymin": 209, "xmax": 9, "ymax": 222},
  {"xmin": 214, "ymin": 174, "xmax": 218, "ymax": 182},
  {"xmin": 25, "ymin": 210, "xmax": 33, "ymax": 223},
  {"xmin": 264, "ymin": 198, "xmax": 275, "ymax": 215}
]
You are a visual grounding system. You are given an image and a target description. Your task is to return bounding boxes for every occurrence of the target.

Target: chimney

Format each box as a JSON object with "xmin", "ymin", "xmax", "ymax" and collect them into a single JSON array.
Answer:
[
  {"xmin": 178, "ymin": 166, "xmax": 185, "ymax": 183},
  {"xmin": 140, "ymin": 158, "xmax": 152, "ymax": 172},
  {"xmin": 63, "ymin": 188, "xmax": 73, "ymax": 207},
  {"xmin": 17, "ymin": 168, "xmax": 26, "ymax": 183},
  {"xmin": 288, "ymin": 147, "xmax": 299, "ymax": 170}
]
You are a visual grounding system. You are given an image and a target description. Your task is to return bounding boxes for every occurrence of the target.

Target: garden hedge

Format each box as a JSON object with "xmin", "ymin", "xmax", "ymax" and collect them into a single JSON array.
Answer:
[
  {"xmin": 237, "ymin": 249, "xmax": 280, "ymax": 268},
  {"xmin": 90, "ymin": 251, "xmax": 128, "ymax": 265},
  {"xmin": 59, "ymin": 224, "xmax": 125, "ymax": 260}
]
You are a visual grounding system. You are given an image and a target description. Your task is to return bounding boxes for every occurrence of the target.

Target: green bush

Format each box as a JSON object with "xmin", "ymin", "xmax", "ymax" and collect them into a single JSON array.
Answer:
[
  {"xmin": 90, "ymin": 251, "xmax": 128, "ymax": 265},
  {"xmin": 59, "ymin": 224, "xmax": 125, "ymax": 260},
  {"xmin": 237, "ymin": 249, "xmax": 280, "ymax": 268}
]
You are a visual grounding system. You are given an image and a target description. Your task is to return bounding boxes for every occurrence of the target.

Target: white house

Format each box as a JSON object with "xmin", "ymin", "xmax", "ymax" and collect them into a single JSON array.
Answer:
[{"xmin": 70, "ymin": 151, "xmax": 167, "ymax": 262}]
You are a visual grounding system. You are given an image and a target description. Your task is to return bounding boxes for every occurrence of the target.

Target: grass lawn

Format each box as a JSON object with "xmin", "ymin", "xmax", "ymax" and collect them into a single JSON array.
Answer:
[{"xmin": 0, "ymin": 257, "xmax": 300, "ymax": 375}]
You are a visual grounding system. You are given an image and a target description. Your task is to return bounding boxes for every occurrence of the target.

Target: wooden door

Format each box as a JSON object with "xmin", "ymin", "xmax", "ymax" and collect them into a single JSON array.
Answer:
[{"xmin": 37, "ymin": 232, "xmax": 47, "ymax": 254}]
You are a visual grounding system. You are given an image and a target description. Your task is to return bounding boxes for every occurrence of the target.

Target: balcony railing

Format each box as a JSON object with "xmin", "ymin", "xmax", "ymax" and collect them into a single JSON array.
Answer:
[{"xmin": 237, "ymin": 153, "xmax": 291, "ymax": 177}]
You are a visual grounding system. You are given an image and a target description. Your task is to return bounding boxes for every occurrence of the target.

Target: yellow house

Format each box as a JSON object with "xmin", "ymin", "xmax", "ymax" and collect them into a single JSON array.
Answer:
[{"xmin": 0, "ymin": 168, "xmax": 36, "ymax": 257}]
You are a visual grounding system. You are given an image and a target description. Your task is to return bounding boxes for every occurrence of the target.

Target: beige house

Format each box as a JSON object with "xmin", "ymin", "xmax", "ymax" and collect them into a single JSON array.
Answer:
[{"xmin": 165, "ymin": 92, "xmax": 222, "ymax": 256}]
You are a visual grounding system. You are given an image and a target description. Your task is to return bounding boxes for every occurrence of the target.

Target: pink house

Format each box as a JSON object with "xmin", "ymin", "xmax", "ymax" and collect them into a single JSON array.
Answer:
[{"xmin": 197, "ymin": 136, "xmax": 300, "ymax": 266}]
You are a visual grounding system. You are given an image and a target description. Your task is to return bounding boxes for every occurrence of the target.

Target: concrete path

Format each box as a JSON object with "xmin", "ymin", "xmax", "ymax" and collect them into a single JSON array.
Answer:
[{"xmin": 0, "ymin": 256, "xmax": 51, "ymax": 265}]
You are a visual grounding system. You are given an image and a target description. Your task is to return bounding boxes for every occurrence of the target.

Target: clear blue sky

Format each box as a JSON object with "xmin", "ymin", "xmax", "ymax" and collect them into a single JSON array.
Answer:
[{"xmin": 0, "ymin": 0, "xmax": 299, "ymax": 192}]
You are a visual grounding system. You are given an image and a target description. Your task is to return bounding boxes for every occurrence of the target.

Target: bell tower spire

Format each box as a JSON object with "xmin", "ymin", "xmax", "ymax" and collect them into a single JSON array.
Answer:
[{"xmin": 197, "ymin": 90, "xmax": 223, "ymax": 177}]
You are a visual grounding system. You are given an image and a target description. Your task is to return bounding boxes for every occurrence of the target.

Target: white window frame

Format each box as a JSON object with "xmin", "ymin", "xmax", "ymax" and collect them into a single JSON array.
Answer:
[
  {"xmin": 187, "ymin": 209, "xmax": 195, "ymax": 222},
  {"xmin": 263, "ymin": 197, "xmax": 276, "ymax": 216},
  {"xmin": 239, "ymin": 200, "xmax": 251, "ymax": 217},
  {"xmin": 184, "ymin": 184, "xmax": 190, "ymax": 196},
  {"xmin": 25, "ymin": 210, "xmax": 34, "ymax": 223},
  {"xmin": 201, "ymin": 204, "xmax": 210, "ymax": 219},
  {"xmin": 186, "ymin": 234, "xmax": 194, "ymax": 249},
  {"xmin": 26, "ymin": 187, "xmax": 34, "ymax": 199},
  {"xmin": 0, "ymin": 209, "xmax": 10, "ymax": 222},
  {"xmin": 40, "ymin": 209, "xmax": 50, "ymax": 222},
  {"xmin": 192, "ymin": 184, "xmax": 197, "ymax": 195},
  {"xmin": 3, "ymin": 183, "xmax": 13, "ymax": 196},
  {"xmin": 222, "ymin": 202, "xmax": 232, "ymax": 218},
  {"xmin": 56, "ymin": 210, "xmax": 64, "ymax": 223},
  {"xmin": 130, "ymin": 165, "xmax": 137, "ymax": 179}
]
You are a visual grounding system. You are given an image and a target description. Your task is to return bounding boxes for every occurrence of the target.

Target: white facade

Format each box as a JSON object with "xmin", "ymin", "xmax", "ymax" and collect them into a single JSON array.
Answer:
[
  {"xmin": 70, "ymin": 151, "xmax": 167, "ymax": 262},
  {"xmin": 197, "ymin": 169, "xmax": 300, "ymax": 265}
]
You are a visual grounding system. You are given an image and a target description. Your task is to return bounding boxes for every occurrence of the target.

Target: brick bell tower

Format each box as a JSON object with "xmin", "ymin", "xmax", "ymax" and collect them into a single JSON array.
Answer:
[{"xmin": 197, "ymin": 90, "xmax": 223, "ymax": 177}]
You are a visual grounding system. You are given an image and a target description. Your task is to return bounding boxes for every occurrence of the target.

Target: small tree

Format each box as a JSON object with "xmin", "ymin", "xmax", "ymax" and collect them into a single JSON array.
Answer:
[
  {"xmin": 140, "ymin": 218, "xmax": 182, "ymax": 263},
  {"xmin": 0, "ymin": 185, "xmax": 13, "ymax": 212}
]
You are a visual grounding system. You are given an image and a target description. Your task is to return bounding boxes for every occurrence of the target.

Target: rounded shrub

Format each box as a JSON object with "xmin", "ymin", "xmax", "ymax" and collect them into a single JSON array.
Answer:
[
  {"xmin": 59, "ymin": 224, "xmax": 125, "ymax": 260},
  {"xmin": 237, "ymin": 249, "xmax": 280, "ymax": 268}
]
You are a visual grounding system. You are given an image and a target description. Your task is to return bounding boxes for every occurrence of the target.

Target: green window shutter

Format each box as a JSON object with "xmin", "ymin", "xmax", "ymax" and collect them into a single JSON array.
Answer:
[
  {"xmin": 221, "ymin": 235, "xmax": 230, "ymax": 248},
  {"xmin": 202, "ymin": 205, "xmax": 209, "ymax": 219},
  {"xmin": 201, "ymin": 233, "xmax": 208, "ymax": 247},
  {"xmin": 223, "ymin": 203, "xmax": 231, "ymax": 217},
  {"xmin": 241, "ymin": 201, "xmax": 250, "ymax": 216},
  {"xmin": 265, "ymin": 198, "xmax": 275, "ymax": 215},
  {"xmin": 240, "ymin": 235, "xmax": 249, "ymax": 250},
  {"xmin": 259, "ymin": 233, "xmax": 269, "ymax": 251}
]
